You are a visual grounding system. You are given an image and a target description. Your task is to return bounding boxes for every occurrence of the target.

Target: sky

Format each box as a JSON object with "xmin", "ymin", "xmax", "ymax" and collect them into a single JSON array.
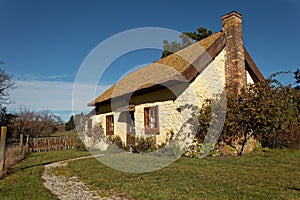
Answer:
[{"xmin": 0, "ymin": 0, "xmax": 299, "ymax": 121}]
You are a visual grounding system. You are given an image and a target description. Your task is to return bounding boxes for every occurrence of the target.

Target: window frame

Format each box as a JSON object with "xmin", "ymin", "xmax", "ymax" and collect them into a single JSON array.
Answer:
[
  {"xmin": 127, "ymin": 111, "xmax": 135, "ymax": 135},
  {"xmin": 106, "ymin": 115, "xmax": 114, "ymax": 135},
  {"xmin": 87, "ymin": 119, "xmax": 93, "ymax": 130},
  {"xmin": 144, "ymin": 106, "xmax": 159, "ymax": 135}
]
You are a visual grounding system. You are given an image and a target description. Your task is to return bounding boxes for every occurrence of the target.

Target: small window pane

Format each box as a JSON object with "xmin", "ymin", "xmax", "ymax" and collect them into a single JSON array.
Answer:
[
  {"xmin": 144, "ymin": 106, "xmax": 159, "ymax": 134},
  {"xmin": 106, "ymin": 115, "xmax": 114, "ymax": 135}
]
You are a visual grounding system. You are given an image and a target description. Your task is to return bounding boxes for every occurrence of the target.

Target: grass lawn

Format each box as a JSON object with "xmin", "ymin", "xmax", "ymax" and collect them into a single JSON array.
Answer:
[
  {"xmin": 68, "ymin": 149, "xmax": 300, "ymax": 200},
  {"xmin": 0, "ymin": 149, "xmax": 90, "ymax": 200},
  {"xmin": 0, "ymin": 149, "xmax": 299, "ymax": 200}
]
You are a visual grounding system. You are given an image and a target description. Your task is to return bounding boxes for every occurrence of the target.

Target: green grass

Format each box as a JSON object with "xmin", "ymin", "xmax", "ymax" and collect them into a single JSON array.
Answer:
[
  {"xmin": 0, "ymin": 149, "xmax": 90, "ymax": 200},
  {"xmin": 47, "ymin": 166, "xmax": 75, "ymax": 178},
  {"xmin": 68, "ymin": 149, "xmax": 300, "ymax": 200},
  {"xmin": 0, "ymin": 149, "xmax": 299, "ymax": 200}
]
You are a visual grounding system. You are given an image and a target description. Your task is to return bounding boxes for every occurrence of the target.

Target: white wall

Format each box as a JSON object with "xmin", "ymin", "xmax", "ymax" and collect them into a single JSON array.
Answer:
[
  {"xmin": 89, "ymin": 49, "xmax": 226, "ymax": 146},
  {"xmin": 246, "ymin": 71, "xmax": 254, "ymax": 85}
]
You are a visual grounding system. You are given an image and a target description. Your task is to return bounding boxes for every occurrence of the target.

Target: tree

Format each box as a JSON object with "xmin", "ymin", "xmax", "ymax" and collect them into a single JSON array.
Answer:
[
  {"xmin": 0, "ymin": 106, "xmax": 8, "ymax": 126},
  {"xmin": 74, "ymin": 112, "xmax": 85, "ymax": 132},
  {"xmin": 9, "ymin": 108, "xmax": 62, "ymax": 138},
  {"xmin": 183, "ymin": 27, "xmax": 213, "ymax": 41},
  {"xmin": 295, "ymin": 68, "xmax": 300, "ymax": 90},
  {"xmin": 65, "ymin": 115, "xmax": 75, "ymax": 131},
  {"xmin": 195, "ymin": 72, "xmax": 300, "ymax": 156},
  {"xmin": 161, "ymin": 27, "xmax": 213, "ymax": 58},
  {"xmin": 0, "ymin": 67, "xmax": 15, "ymax": 105},
  {"xmin": 0, "ymin": 107, "xmax": 15, "ymax": 127},
  {"xmin": 0, "ymin": 64, "xmax": 15, "ymax": 129}
]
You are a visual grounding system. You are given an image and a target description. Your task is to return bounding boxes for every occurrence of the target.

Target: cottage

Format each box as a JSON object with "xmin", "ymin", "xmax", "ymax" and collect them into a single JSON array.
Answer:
[{"xmin": 85, "ymin": 11, "xmax": 264, "ymax": 149}]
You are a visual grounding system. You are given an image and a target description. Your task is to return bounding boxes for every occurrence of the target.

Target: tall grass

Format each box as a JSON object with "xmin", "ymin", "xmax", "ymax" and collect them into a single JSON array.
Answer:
[
  {"xmin": 4, "ymin": 145, "xmax": 28, "ymax": 170},
  {"xmin": 0, "ymin": 149, "xmax": 91, "ymax": 200}
]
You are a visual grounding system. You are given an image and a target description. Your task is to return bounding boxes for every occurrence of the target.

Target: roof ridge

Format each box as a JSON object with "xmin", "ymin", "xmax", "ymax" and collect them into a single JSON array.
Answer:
[{"xmin": 88, "ymin": 32, "xmax": 224, "ymax": 106}]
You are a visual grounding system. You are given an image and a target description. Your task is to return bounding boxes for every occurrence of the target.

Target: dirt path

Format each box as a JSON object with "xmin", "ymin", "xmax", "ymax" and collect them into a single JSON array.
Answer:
[{"xmin": 42, "ymin": 155, "xmax": 127, "ymax": 200}]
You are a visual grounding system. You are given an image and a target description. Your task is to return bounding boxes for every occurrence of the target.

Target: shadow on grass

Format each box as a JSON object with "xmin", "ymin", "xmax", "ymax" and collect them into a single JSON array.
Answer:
[
  {"xmin": 8, "ymin": 161, "xmax": 54, "ymax": 174},
  {"xmin": 288, "ymin": 187, "xmax": 300, "ymax": 192}
]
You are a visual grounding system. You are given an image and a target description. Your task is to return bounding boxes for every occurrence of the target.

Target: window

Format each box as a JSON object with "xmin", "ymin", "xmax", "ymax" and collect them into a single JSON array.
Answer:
[
  {"xmin": 106, "ymin": 115, "xmax": 114, "ymax": 135},
  {"xmin": 87, "ymin": 119, "xmax": 92, "ymax": 130},
  {"xmin": 127, "ymin": 111, "xmax": 135, "ymax": 135},
  {"xmin": 144, "ymin": 106, "xmax": 159, "ymax": 134},
  {"xmin": 86, "ymin": 119, "xmax": 93, "ymax": 137}
]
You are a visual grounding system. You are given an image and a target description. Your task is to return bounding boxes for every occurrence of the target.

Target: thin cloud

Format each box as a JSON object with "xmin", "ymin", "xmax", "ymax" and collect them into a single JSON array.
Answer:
[
  {"xmin": 13, "ymin": 73, "xmax": 76, "ymax": 81},
  {"xmin": 8, "ymin": 80, "xmax": 110, "ymax": 112},
  {"xmin": 48, "ymin": 74, "xmax": 76, "ymax": 80}
]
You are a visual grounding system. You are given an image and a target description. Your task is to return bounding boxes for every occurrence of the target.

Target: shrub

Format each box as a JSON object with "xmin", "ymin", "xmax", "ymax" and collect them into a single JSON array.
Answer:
[
  {"xmin": 75, "ymin": 140, "xmax": 87, "ymax": 151},
  {"xmin": 107, "ymin": 135, "xmax": 124, "ymax": 150},
  {"xmin": 184, "ymin": 142, "xmax": 219, "ymax": 158},
  {"xmin": 130, "ymin": 136, "xmax": 157, "ymax": 153},
  {"xmin": 191, "ymin": 72, "xmax": 300, "ymax": 156}
]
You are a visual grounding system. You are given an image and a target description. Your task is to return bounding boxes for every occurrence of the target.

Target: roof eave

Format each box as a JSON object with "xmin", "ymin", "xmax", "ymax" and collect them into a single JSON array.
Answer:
[{"xmin": 244, "ymin": 47, "xmax": 264, "ymax": 82}]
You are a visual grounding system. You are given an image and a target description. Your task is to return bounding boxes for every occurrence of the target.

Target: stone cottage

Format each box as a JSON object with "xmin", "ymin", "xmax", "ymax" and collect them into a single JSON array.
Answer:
[{"xmin": 84, "ymin": 11, "xmax": 264, "ymax": 148}]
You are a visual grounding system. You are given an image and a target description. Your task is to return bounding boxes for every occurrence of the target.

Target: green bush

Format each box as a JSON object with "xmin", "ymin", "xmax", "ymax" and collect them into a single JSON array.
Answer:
[
  {"xmin": 107, "ymin": 135, "xmax": 125, "ymax": 149},
  {"xmin": 192, "ymin": 72, "xmax": 300, "ymax": 156},
  {"xmin": 184, "ymin": 143, "xmax": 219, "ymax": 158},
  {"xmin": 129, "ymin": 136, "xmax": 157, "ymax": 153},
  {"xmin": 75, "ymin": 140, "xmax": 87, "ymax": 151}
]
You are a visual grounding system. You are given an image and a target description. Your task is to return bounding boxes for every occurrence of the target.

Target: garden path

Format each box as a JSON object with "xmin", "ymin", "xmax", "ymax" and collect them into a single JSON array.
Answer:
[{"xmin": 42, "ymin": 155, "xmax": 129, "ymax": 200}]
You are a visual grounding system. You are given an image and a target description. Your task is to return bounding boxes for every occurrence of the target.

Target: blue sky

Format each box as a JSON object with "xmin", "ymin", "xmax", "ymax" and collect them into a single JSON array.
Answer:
[{"xmin": 0, "ymin": 0, "xmax": 299, "ymax": 121}]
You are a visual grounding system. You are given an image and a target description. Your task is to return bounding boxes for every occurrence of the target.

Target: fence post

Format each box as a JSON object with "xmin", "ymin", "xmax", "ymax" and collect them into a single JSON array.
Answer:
[
  {"xmin": 0, "ymin": 126, "xmax": 7, "ymax": 174},
  {"xmin": 26, "ymin": 135, "xmax": 30, "ymax": 153},
  {"xmin": 20, "ymin": 134, "xmax": 24, "ymax": 156}
]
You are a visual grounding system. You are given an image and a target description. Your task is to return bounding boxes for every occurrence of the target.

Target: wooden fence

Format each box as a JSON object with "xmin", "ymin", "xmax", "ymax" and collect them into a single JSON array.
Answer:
[
  {"xmin": 0, "ymin": 126, "xmax": 81, "ymax": 176},
  {"xmin": 0, "ymin": 127, "xmax": 29, "ymax": 176},
  {"xmin": 29, "ymin": 136, "xmax": 80, "ymax": 152}
]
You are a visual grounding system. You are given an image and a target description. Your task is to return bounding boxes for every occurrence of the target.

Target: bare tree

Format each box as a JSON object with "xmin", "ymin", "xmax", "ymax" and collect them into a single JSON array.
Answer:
[
  {"xmin": 0, "ymin": 67, "xmax": 15, "ymax": 105},
  {"xmin": 10, "ymin": 108, "xmax": 63, "ymax": 138}
]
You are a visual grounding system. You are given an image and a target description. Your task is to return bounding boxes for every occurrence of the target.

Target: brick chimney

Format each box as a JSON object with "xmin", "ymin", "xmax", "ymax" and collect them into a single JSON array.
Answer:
[{"xmin": 222, "ymin": 11, "xmax": 246, "ymax": 94}]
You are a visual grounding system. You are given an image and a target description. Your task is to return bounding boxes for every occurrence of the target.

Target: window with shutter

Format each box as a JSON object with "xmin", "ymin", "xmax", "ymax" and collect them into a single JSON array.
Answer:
[
  {"xmin": 144, "ymin": 106, "xmax": 159, "ymax": 134},
  {"xmin": 106, "ymin": 115, "xmax": 114, "ymax": 135}
]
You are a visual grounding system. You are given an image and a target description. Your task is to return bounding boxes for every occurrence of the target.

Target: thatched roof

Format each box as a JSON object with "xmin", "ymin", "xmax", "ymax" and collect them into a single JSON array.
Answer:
[{"xmin": 88, "ymin": 32, "xmax": 224, "ymax": 106}]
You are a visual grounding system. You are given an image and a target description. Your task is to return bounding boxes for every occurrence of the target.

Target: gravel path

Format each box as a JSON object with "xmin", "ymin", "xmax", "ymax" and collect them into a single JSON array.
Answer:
[{"xmin": 42, "ymin": 155, "xmax": 129, "ymax": 200}]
